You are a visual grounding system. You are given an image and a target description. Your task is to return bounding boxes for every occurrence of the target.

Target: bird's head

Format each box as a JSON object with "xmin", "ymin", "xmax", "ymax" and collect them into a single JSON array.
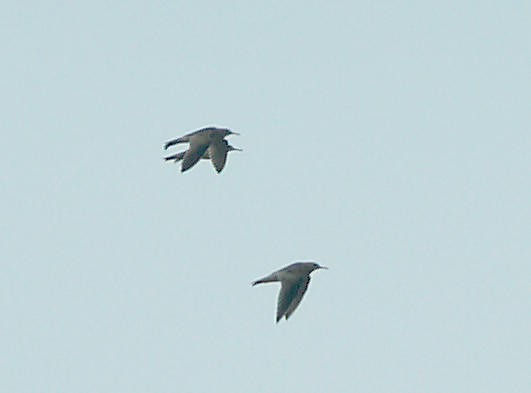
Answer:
[
  {"xmin": 314, "ymin": 262, "xmax": 328, "ymax": 270},
  {"xmin": 227, "ymin": 144, "xmax": 242, "ymax": 152},
  {"xmin": 219, "ymin": 128, "xmax": 239, "ymax": 137},
  {"xmin": 308, "ymin": 262, "xmax": 328, "ymax": 272}
]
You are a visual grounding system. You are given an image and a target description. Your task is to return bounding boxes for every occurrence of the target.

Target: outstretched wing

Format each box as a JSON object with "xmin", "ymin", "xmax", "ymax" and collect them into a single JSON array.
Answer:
[
  {"xmin": 181, "ymin": 140, "xmax": 209, "ymax": 172},
  {"xmin": 208, "ymin": 141, "xmax": 229, "ymax": 173},
  {"xmin": 277, "ymin": 276, "xmax": 311, "ymax": 322}
]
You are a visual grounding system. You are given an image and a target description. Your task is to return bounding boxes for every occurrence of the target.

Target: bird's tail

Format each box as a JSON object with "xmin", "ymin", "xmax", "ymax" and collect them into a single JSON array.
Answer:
[
  {"xmin": 164, "ymin": 152, "xmax": 185, "ymax": 162},
  {"xmin": 252, "ymin": 274, "xmax": 278, "ymax": 286},
  {"xmin": 164, "ymin": 137, "xmax": 188, "ymax": 150}
]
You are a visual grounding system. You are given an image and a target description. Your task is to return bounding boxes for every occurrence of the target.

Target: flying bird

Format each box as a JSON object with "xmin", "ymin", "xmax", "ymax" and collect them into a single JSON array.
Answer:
[
  {"xmin": 163, "ymin": 127, "xmax": 239, "ymax": 172},
  {"xmin": 252, "ymin": 262, "xmax": 327, "ymax": 322},
  {"xmin": 164, "ymin": 139, "xmax": 242, "ymax": 173}
]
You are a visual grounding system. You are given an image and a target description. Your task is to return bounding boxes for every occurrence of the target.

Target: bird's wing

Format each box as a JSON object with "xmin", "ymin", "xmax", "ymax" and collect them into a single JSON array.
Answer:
[
  {"xmin": 277, "ymin": 276, "xmax": 311, "ymax": 322},
  {"xmin": 164, "ymin": 151, "xmax": 186, "ymax": 162},
  {"xmin": 208, "ymin": 141, "xmax": 228, "ymax": 173},
  {"xmin": 181, "ymin": 140, "xmax": 209, "ymax": 172}
]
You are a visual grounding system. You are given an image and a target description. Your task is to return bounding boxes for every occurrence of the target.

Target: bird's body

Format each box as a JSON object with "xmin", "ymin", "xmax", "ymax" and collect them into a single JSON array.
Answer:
[
  {"xmin": 252, "ymin": 262, "xmax": 327, "ymax": 322},
  {"xmin": 163, "ymin": 127, "xmax": 239, "ymax": 173}
]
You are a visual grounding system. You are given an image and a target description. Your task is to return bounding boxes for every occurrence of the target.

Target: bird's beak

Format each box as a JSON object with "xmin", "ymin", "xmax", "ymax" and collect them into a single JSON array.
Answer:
[
  {"xmin": 319, "ymin": 265, "xmax": 329, "ymax": 270},
  {"xmin": 233, "ymin": 147, "xmax": 243, "ymax": 151},
  {"xmin": 230, "ymin": 131, "xmax": 240, "ymax": 136}
]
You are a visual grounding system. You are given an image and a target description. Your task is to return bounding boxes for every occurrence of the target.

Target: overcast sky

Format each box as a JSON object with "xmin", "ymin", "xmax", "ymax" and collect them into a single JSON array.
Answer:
[{"xmin": 2, "ymin": 1, "xmax": 530, "ymax": 392}]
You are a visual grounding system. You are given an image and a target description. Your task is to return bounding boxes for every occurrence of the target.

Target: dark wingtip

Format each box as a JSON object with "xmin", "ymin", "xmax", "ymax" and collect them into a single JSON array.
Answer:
[{"xmin": 164, "ymin": 139, "xmax": 180, "ymax": 150}]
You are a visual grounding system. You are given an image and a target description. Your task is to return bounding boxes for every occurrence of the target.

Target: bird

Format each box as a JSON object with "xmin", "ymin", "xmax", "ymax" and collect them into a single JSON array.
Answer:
[
  {"xmin": 163, "ymin": 127, "xmax": 239, "ymax": 172},
  {"xmin": 252, "ymin": 262, "xmax": 328, "ymax": 322},
  {"xmin": 164, "ymin": 139, "xmax": 242, "ymax": 173}
]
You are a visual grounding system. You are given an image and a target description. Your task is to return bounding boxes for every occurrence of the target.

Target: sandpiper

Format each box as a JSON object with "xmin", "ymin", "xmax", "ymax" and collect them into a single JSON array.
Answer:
[
  {"xmin": 252, "ymin": 262, "xmax": 327, "ymax": 323},
  {"xmin": 163, "ymin": 127, "xmax": 239, "ymax": 172}
]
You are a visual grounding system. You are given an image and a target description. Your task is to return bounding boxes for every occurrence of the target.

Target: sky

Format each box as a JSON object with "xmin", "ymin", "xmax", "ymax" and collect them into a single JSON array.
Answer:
[{"xmin": 1, "ymin": 1, "xmax": 530, "ymax": 392}]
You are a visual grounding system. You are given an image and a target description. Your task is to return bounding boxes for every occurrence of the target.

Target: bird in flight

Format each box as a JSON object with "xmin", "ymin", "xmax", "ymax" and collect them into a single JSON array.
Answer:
[
  {"xmin": 164, "ymin": 139, "xmax": 242, "ymax": 173},
  {"xmin": 252, "ymin": 262, "xmax": 328, "ymax": 322},
  {"xmin": 163, "ymin": 127, "xmax": 240, "ymax": 173}
]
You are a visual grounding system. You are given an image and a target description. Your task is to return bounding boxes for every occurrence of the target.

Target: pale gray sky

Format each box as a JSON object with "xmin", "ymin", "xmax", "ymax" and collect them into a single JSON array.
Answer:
[{"xmin": 2, "ymin": 1, "xmax": 530, "ymax": 392}]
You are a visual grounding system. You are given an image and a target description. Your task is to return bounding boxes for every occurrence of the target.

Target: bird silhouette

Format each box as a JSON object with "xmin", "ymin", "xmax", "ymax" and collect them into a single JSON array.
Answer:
[{"xmin": 252, "ymin": 262, "xmax": 327, "ymax": 322}]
